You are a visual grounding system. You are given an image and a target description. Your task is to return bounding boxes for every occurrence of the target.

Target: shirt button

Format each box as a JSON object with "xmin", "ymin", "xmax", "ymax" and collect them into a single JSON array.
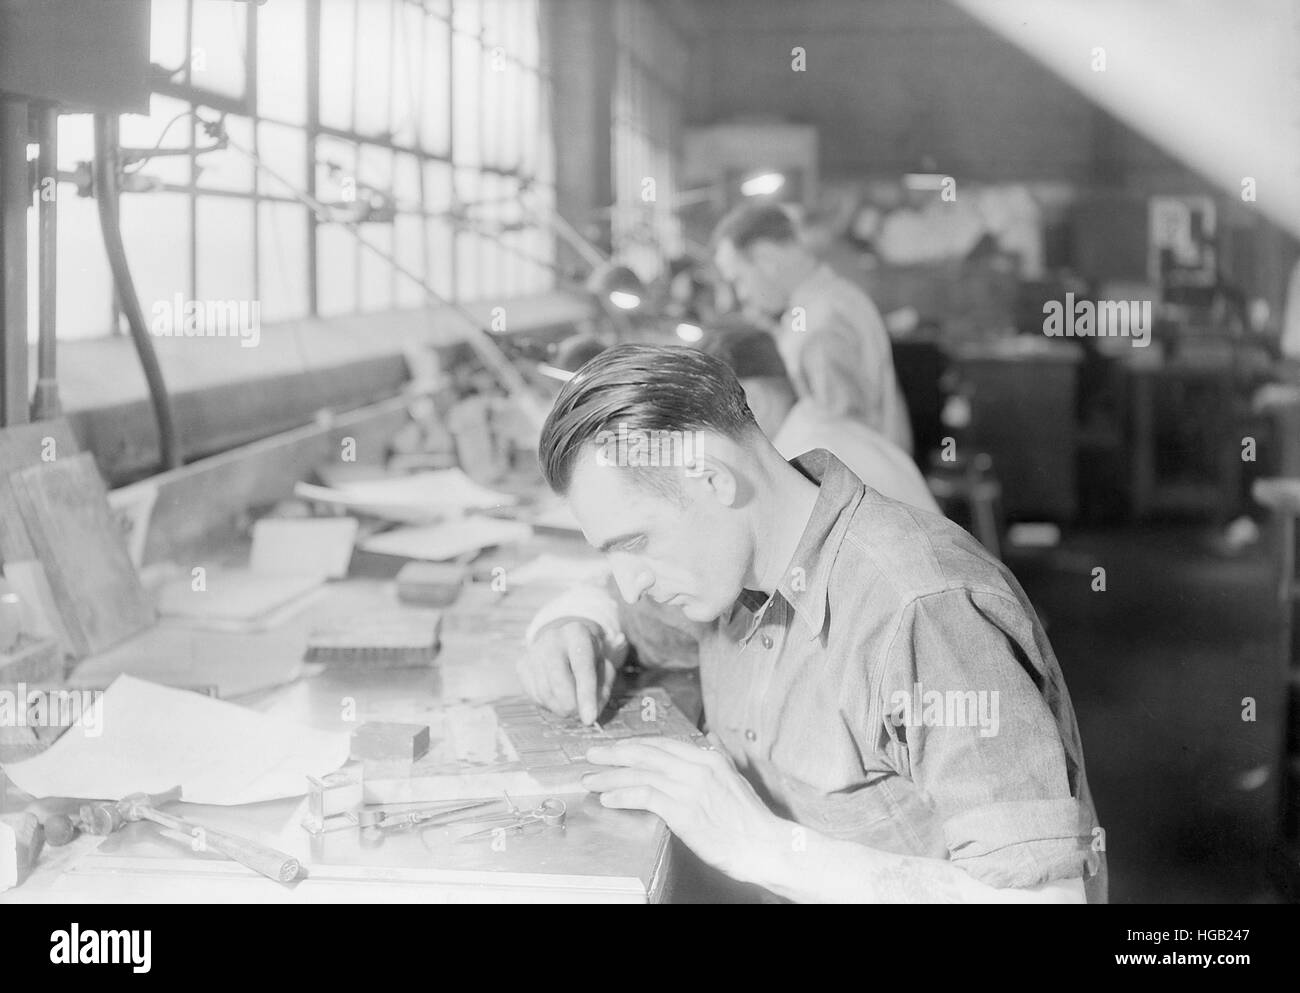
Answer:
[
  {"xmin": 745, "ymin": 729, "xmax": 757, "ymax": 742},
  {"xmin": 761, "ymin": 634, "xmax": 773, "ymax": 650}
]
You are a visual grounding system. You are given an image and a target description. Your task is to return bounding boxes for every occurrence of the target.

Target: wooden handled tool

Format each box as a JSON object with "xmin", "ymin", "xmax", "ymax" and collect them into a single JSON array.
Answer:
[{"xmin": 116, "ymin": 791, "xmax": 302, "ymax": 884}]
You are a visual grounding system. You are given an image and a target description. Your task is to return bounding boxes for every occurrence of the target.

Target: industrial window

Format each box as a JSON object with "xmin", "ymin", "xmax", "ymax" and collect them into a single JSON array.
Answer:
[
  {"xmin": 40, "ymin": 0, "xmax": 556, "ymax": 341},
  {"xmin": 610, "ymin": 0, "xmax": 688, "ymax": 284}
]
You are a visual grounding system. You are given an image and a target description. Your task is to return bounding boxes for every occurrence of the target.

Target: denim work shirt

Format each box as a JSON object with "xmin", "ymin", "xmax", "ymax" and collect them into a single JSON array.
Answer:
[{"xmin": 695, "ymin": 450, "xmax": 1105, "ymax": 901}]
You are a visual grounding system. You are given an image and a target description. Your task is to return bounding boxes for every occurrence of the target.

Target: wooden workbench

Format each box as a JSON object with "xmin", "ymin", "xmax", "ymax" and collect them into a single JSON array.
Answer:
[{"xmin": 0, "ymin": 533, "xmax": 682, "ymax": 904}]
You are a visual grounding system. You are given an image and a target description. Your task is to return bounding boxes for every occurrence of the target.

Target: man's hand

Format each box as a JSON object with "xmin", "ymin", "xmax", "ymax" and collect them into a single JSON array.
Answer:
[
  {"xmin": 515, "ymin": 619, "xmax": 615, "ymax": 724},
  {"xmin": 582, "ymin": 735, "xmax": 785, "ymax": 884}
]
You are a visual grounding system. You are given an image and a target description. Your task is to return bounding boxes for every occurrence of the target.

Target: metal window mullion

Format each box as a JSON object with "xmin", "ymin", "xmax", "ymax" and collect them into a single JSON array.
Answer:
[
  {"xmin": 249, "ymin": 2, "xmax": 261, "ymax": 306},
  {"xmin": 187, "ymin": 0, "xmax": 198, "ymax": 308}
]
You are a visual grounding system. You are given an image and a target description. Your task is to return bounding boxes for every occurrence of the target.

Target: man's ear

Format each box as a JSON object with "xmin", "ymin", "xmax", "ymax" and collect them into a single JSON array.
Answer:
[{"xmin": 681, "ymin": 453, "xmax": 738, "ymax": 508}]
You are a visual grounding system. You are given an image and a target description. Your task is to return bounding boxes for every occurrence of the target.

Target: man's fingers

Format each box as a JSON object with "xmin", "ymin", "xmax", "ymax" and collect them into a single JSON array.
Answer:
[
  {"xmin": 595, "ymin": 785, "xmax": 683, "ymax": 825},
  {"xmin": 541, "ymin": 651, "xmax": 578, "ymax": 715},
  {"xmin": 590, "ymin": 735, "xmax": 716, "ymax": 767},
  {"xmin": 566, "ymin": 626, "xmax": 601, "ymax": 724},
  {"xmin": 516, "ymin": 659, "xmax": 538, "ymax": 703},
  {"xmin": 584, "ymin": 739, "xmax": 709, "ymax": 777},
  {"xmin": 581, "ymin": 766, "xmax": 692, "ymax": 801}
]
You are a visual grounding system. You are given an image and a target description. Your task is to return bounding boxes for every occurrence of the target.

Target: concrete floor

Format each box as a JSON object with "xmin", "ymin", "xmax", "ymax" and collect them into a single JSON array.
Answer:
[{"xmin": 1008, "ymin": 522, "xmax": 1290, "ymax": 903}]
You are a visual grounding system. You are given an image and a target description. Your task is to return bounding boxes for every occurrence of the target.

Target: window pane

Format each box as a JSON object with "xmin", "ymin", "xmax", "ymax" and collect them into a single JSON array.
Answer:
[
  {"xmin": 55, "ymin": 193, "xmax": 115, "ymax": 339},
  {"xmin": 393, "ymin": 152, "xmax": 421, "ymax": 208},
  {"xmin": 452, "ymin": 4, "xmax": 482, "ymax": 168},
  {"xmin": 394, "ymin": 215, "xmax": 425, "ymax": 308},
  {"xmin": 392, "ymin": 1, "xmax": 425, "ymax": 149},
  {"xmin": 196, "ymin": 196, "xmax": 254, "ymax": 304},
  {"xmin": 421, "ymin": 10, "xmax": 451, "ymax": 155},
  {"xmin": 317, "ymin": 224, "xmax": 357, "ymax": 316},
  {"xmin": 257, "ymin": 0, "xmax": 307, "ymax": 124},
  {"xmin": 426, "ymin": 218, "xmax": 454, "ymax": 300},
  {"xmin": 189, "ymin": 0, "xmax": 248, "ymax": 100},
  {"xmin": 354, "ymin": 0, "xmax": 392, "ymax": 137},
  {"xmin": 424, "ymin": 160, "xmax": 454, "ymax": 214},
  {"xmin": 359, "ymin": 226, "xmax": 394, "ymax": 311},
  {"xmin": 121, "ymin": 192, "xmax": 192, "ymax": 335},
  {"xmin": 257, "ymin": 122, "xmax": 307, "ymax": 200},
  {"xmin": 258, "ymin": 202, "xmax": 309, "ymax": 323},
  {"xmin": 319, "ymin": 0, "xmax": 356, "ymax": 131}
]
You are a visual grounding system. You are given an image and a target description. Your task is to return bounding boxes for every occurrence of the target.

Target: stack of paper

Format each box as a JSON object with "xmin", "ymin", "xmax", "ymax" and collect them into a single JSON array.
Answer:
[
  {"xmin": 359, "ymin": 518, "xmax": 534, "ymax": 562},
  {"xmin": 295, "ymin": 469, "xmax": 517, "ymax": 524}
]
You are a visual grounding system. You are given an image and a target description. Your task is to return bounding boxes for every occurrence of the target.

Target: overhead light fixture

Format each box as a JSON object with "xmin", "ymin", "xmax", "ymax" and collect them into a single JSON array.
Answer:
[
  {"xmin": 740, "ymin": 171, "xmax": 785, "ymax": 198},
  {"xmin": 587, "ymin": 263, "xmax": 646, "ymax": 312},
  {"xmin": 676, "ymin": 322, "xmax": 703, "ymax": 343}
]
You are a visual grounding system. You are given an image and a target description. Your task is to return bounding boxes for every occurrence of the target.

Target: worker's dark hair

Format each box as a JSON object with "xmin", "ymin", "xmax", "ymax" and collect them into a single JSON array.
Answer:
[
  {"xmin": 539, "ymin": 344, "xmax": 757, "ymax": 496},
  {"xmin": 698, "ymin": 321, "xmax": 793, "ymax": 388},
  {"xmin": 712, "ymin": 202, "xmax": 799, "ymax": 254}
]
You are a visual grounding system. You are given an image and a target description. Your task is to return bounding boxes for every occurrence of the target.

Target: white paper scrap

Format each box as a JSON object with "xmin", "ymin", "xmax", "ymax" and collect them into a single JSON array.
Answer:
[{"xmin": 3, "ymin": 675, "xmax": 350, "ymax": 805}]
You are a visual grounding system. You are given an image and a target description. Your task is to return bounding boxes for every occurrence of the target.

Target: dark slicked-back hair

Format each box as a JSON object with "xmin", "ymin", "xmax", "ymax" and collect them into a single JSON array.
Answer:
[
  {"xmin": 712, "ymin": 202, "xmax": 799, "ymax": 254},
  {"xmin": 539, "ymin": 344, "xmax": 757, "ymax": 495}
]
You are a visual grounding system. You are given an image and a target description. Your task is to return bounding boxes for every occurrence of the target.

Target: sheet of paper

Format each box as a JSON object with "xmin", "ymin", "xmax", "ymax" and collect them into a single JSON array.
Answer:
[
  {"xmin": 295, "ymin": 469, "xmax": 517, "ymax": 524},
  {"xmin": 359, "ymin": 518, "xmax": 533, "ymax": 561},
  {"xmin": 3, "ymin": 675, "xmax": 350, "ymax": 805},
  {"xmin": 250, "ymin": 517, "xmax": 358, "ymax": 579}
]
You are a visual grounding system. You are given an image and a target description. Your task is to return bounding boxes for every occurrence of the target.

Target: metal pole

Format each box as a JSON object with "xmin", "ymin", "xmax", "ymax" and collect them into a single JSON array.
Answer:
[
  {"xmin": 0, "ymin": 96, "xmax": 30, "ymax": 427},
  {"xmin": 31, "ymin": 102, "xmax": 61, "ymax": 420}
]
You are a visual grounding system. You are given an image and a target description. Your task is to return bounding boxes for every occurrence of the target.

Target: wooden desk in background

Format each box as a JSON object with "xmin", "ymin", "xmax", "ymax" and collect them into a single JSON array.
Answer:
[{"xmin": 0, "ymin": 533, "xmax": 686, "ymax": 904}]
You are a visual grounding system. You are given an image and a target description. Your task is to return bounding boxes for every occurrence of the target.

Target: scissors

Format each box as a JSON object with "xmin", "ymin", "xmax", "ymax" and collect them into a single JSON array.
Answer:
[{"xmin": 455, "ymin": 795, "xmax": 567, "ymax": 843}]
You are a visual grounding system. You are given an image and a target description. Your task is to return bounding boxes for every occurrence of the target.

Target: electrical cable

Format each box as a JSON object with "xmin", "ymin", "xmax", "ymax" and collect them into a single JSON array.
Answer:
[{"xmin": 94, "ymin": 113, "xmax": 183, "ymax": 470}]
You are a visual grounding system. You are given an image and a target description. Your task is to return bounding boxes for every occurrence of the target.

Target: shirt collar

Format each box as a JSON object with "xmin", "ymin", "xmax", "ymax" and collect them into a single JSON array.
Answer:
[{"xmin": 728, "ymin": 449, "xmax": 865, "ymax": 641}]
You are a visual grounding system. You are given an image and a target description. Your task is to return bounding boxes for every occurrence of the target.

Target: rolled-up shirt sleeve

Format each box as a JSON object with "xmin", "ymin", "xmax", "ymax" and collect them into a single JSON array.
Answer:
[{"xmin": 878, "ymin": 588, "xmax": 1093, "ymax": 889}]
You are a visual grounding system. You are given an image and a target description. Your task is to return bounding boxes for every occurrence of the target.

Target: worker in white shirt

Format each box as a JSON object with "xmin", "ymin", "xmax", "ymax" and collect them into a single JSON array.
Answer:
[
  {"xmin": 698, "ymin": 323, "xmax": 939, "ymax": 514},
  {"xmin": 712, "ymin": 203, "xmax": 914, "ymax": 454}
]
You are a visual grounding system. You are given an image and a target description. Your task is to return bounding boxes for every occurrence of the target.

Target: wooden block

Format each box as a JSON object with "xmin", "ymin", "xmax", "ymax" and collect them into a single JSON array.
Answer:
[
  {"xmin": 395, "ymin": 561, "xmax": 467, "ymax": 606},
  {"xmin": 350, "ymin": 722, "xmax": 431, "ymax": 762},
  {"xmin": 0, "ymin": 420, "xmax": 79, "ymax": 564},
  {"xmin": 8, "ymin": 453, "xmax": 155, "ymax": 658},
  {"xmin": 0, "ymin": 812, "xmax": 44, "ymax": 891}
]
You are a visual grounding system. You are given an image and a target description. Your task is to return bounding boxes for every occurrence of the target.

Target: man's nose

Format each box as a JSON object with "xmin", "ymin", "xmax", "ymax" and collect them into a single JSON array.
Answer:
[{"xmin": 610, "ymin": 556, "xmax": 654, "ymax": 605}]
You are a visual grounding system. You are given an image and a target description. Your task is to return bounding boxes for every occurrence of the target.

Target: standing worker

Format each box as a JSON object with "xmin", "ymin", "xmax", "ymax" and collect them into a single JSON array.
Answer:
[{"xmin": 712, "ymin": 203, "xmax": 914, "ymax": 455}]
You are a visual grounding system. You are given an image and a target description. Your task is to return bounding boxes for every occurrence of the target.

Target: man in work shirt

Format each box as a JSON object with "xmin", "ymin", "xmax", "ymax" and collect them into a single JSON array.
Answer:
[
  {"xmin": 519, "ymin": 344, "xmax": 1105, "ymax": 903},
  {"xmin": 713, "ymin": 203, "xmax": 914, "ymax": 455}
]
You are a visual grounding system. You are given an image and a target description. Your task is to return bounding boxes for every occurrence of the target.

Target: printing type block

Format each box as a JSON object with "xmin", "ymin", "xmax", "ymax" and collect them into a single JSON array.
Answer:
[{"xmin": 349, "ymin": 722, "xmax": 431, "ymax": 762}]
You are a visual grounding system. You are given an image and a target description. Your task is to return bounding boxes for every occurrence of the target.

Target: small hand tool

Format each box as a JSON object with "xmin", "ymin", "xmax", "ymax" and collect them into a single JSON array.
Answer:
[
  {"xmin": 455, "ymin": 795, "xmax": 567, "ymax": 843},
  {"xmin": 78, "ymin": 787, "xmax": 302, "ymax": 884},
  {"xmin": 353, "ymin": 798, "xmax": 500, "ymax": 832}
]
